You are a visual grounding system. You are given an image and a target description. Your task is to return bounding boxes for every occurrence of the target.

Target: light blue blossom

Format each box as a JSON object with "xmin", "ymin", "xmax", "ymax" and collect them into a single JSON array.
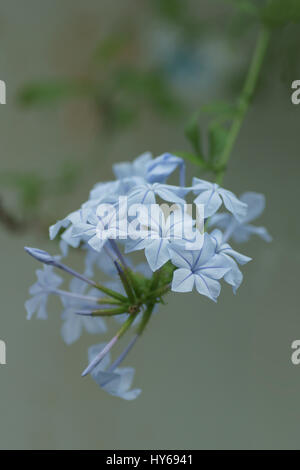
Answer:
[
  {"xmin": 168, "ymin": 233, "xmax": 231, "ymax": 301},
  {"xmin": 49, "ymin": 208, "xmax": 90, "ymax": 248},
  {"xmin": 128, "ymin": 182, "xmax": 189, "ymax": 205},
  {"xmin": 86, "ymin": 181, "xmax": 121, "ymax": 207},
  {"xmin": 61, "ymin": 278, "xmax": 107, "ymax": 345},
  {"xmin": 25, "ymin": 264, "xmax": 63, "ymax": 320},
  {"xmin": 210, "ymin": 229, "xmax": 251, "ymax": 294},
  {"xmin": 87, "ymin": 153, "xmax": 157, "ymax": 208},
  {"xmin": 113, "ymin": 152, "xmax": 185, "ymax": 186},
  {"xmin": 125, "ymin": 204, "xmax": 195, "ymax": 271},
  {"xmin": 147, "ymin": 153, "xmax": 185, "ymax": 186},
  {"xmin": 192, "ymin": 178, "xmax": 248, "ymax": 220},
  {"xmin": 84, "ymin": 246, "xmax": 116, "ymax": 278},
  {"xmin": 86, "ymin": 179, "xmax": 142, "ymax": 210},
  {"xmin": 88, "ymin": 343, "xmax": 141, "ymax": 400},
  {"xmin": 209, "ymin": 192, "xmax": 272, "ymax": 243},
  {"xmin": 59, "ymin": 239, "xmax": 69, "ymax": 257},
  {"xmin": 113, "ymin": 151, "xmax": 153, "ymax": 180},
  {"xmin": 72, "ymin": 201, "xmax": 127, "ymax": 252}
]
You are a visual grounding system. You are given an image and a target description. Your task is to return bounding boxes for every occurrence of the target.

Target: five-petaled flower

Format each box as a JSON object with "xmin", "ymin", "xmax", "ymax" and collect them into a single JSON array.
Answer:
[
  {"xmin": 168, "ymin": 233, "xmax": 231, "ymax": 301},
  {"xmin": 192, "ymin": 178, "xmax": 248, "ymax": 220}
]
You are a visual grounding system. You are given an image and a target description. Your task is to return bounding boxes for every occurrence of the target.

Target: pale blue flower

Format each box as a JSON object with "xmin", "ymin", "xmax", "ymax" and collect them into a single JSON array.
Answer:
[
  {"xmin": 84, "ymin": 246, "xmax": 116, "ymax": 278},
  {"xmin": 88, "ymin": 180, "xmax": 120, "ymax": 201},
  {"xmin": 87, "ymin": 179, "xmax": 142, "ymax": 209},
  {"xmin": 192, "ymin": 178, "xmax": 248, "ymax": 220},
  {"xmin": 59, "ymin": 240, "xmax": 69, "ymax": 257},
  {"xmin": 147, "ymin": 153, "xmax": 185, "ymax": 186},
  {"xmin": 25, "ymin": 265, "xmax": 63, "ymax": 320},
  {"xmin": 168, "ymin": 233, "xmax": 231, "ymax": 301},
  {"xmin": 210, "ymin": 229, "xmax": 251, "ymax": 294},
  {"xmin": 113, "ymin": 151, "xmax": 153, "ymax": 180},
  {"xmin": 72, "ymin": 202, "xmax": 128, "ymax": 252},
  {"xmin": 125, "ymin": 204, "xmax": 195, "ymax": 271},
  {"xmin": 209, "ymin": 192, "xmax": 272, "ymax": 243},
  {"xmin": 113, "ymin": 152, "xmax": 185, "ymax": 186},
  {"xmin": 88, "ymin": 343, "xmax": 141, "ymax": 400},
  {"xmin": 49, "ymin": 208, "xmax": 89, "ymax": 248},
  {"xmin": 61, "ymin": 278, "xmax": 106, "ymax": 345},
  {"xmin": 128, "ymin": 182, "xmax": 189, "ymax": 205}
]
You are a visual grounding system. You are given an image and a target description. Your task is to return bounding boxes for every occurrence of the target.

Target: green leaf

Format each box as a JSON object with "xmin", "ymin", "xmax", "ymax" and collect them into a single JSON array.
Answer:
[
  {"xmin": 115, "ymin": 68, "xmax": 181, "ymax": 116},
  {"xmin": 0, "ymin": 171, "xmax": 44, "ymax": 211},
  {"xmin": 19, "ymin": 177, "xmax": 43, "ymax": 210},
  {"xmin": 202, "ymin": 100, "xmax": 237, "ymax": 118},
  {"xmin": 54, "ymin": 162, "xmax": 81, "ymax": 194},
  {"xmin": 223, "ymin": 0, "xmax": 259, "ymax": 16},
  {"xmin": 102, "ymin": 103, "xmax": 137, "ymax": 132},
  {"xmin": 17, "ymin": 80, "xmax": 94, "ymax": 107},
  {"xmin": 208, "ymin": 123, "xmax": 228, "ymax": 162},
  {"xmin": 153, "ymin": 0, "xmax": 184, "ymax": 22},
  {"xmin": 184, "ymin": 113, "xmax": 203, "ymax": 156},
  {"xmin": 175, "ymin": 151, "xmax": 207, "ymax": 169},
  {"xmin": 261, "ymin": 0, "xmax": 300, "ymax": 28},
  {"xmin": 93, "ymin": 33, "xmax": 132, "ymax": 64}
]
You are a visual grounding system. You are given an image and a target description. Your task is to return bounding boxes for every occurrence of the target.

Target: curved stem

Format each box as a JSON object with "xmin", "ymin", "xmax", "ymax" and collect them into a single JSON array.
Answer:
[
  {"xmin": 142, "ymin": 283, "xmax": 171, "ymax": 303},
  {"xmin": 107, "ymin": 334, "xmax": 139, "ymax": 373},
  {"xmin": 136, "ymin": 303, "xmax": 155, "ymax": 336},
  {"xmin": 81, "ymin": 311, "xmax": 138, "ymax": 376},
  {"xmin": 216, "ymin": 27, "xmax": 270, "ymax": 184}
]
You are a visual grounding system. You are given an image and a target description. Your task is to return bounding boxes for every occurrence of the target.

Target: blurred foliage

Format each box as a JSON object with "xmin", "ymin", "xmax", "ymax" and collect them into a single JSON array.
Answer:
[
  {"xmin": 6, "ymin": 18, "xmax": 186, "ymax": 233},
  {"xmin": 176, "ymin": 100, "xmax": 235, "ymax": 174},
  {"xmin": 151, "ymin": 0, "xmax": 205, "ymax": 39},
  {"xmin": 261, "ymin": 0, "xmax": 300, "ymax": 28},
  {"xmin": 93, "ymin": 32, "xmax": 133, "ymax": 64},
  {"xmin": 18, "ymin": 80, "xmax": 95, "ymax": 107},
  {"xmin": 1, "ymin": 0, "xmax": 300, "ymax": 234},
  {"xmin": 176, "ymin": 0, "xmax": 300, "ymax": 178},
  {"xmin": 0, "ymin": 162, "xmax": 80, "ymax": 233},
  {"xmin": 17, "ymin": 30, "xmax": 182, "ymax": 132},
  {"xmin": 224, "ymin": 0, "xmax": 300, "ymax": 26}
]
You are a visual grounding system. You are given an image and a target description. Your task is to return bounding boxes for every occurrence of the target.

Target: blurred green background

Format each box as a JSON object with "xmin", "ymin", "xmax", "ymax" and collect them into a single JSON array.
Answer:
[{"xmin": 0, "ymin": 0, "xmax": 300, "ymax": 449}]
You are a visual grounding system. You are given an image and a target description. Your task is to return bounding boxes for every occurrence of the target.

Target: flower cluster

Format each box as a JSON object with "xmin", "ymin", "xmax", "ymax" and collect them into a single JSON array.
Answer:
[{"xmin": 25, "ymin": 152, "xmax": 271, "ymax": 400}]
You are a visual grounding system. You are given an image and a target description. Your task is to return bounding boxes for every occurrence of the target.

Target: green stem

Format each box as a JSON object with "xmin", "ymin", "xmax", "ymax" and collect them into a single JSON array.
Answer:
[
  {"xmin": 97, "ymin": 297, "xmax": 123, "ymax": 305},
  {"xmin": 117, "ymin": 312, "xmax": 138, "ymax": 339},
  {"xmin": 216, "ymin": 27, "xmax": 270, "ymax": 184},
  {"xmin": 125, "ymin": 267, "xmax": 143, "ymax": 298},
  {"xmin": 92, "ymin": 307, "xmax": 129, "ymax": 317},
  {"xmin": 94, "ymin": 282, "xmax": 128, "ymax": 302},
  {"xmin": 114, "ymin": 261, "xmax": 135, "ymax": 302},
  {"xmin": 136, "ymin": 303, "xmax": 154, "ymax": 336},
  {"xmin": 142, "ymin": 283, "xmax": 171, "ymax": 303}
]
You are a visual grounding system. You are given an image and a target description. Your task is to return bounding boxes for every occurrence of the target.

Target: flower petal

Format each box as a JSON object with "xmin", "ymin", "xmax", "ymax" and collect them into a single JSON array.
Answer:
[
  {"xmin": 198, "ymin": 254, "xmax": 231, "ymax": 280},
  {"xmin": 145, "ymin": 239, "xmax": 170, "ymax": 271},
  {"xmin": 224, "ymin": 262, "xmax": 243, "ymax": 294},
  {"xmin": 221, "ymin": 247, "xmax": 252, "ymax": 265},
  {"xmin": 171, "ymin": 268, "xmax": 195, "ymax": 292},
  {"xmin": 168, "ymin": 242, "xmax": 194, "ymax": 269},
  {"xmin": 61, "ymin": 315, "xmax": 82, "ymax": 345},
  {"xmin": 194, "ymin": 274, "xmax": 221, "ymax": 301},
  {"xmin": 240, "ymin": 192, "xmax": 266, "ymax": 223},
  {"xmin": 219, "ymin": 188, "xmax": 248, "ymax": 220},
  {"xmin": 194, "ymin": 189, "xmax": 222, "ymax": 218}
]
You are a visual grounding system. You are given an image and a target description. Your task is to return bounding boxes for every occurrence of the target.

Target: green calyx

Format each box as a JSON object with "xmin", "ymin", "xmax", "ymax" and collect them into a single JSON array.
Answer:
[{"xmin": 92, "ymin": 262, "xmax": 174, "ymax": 318}]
